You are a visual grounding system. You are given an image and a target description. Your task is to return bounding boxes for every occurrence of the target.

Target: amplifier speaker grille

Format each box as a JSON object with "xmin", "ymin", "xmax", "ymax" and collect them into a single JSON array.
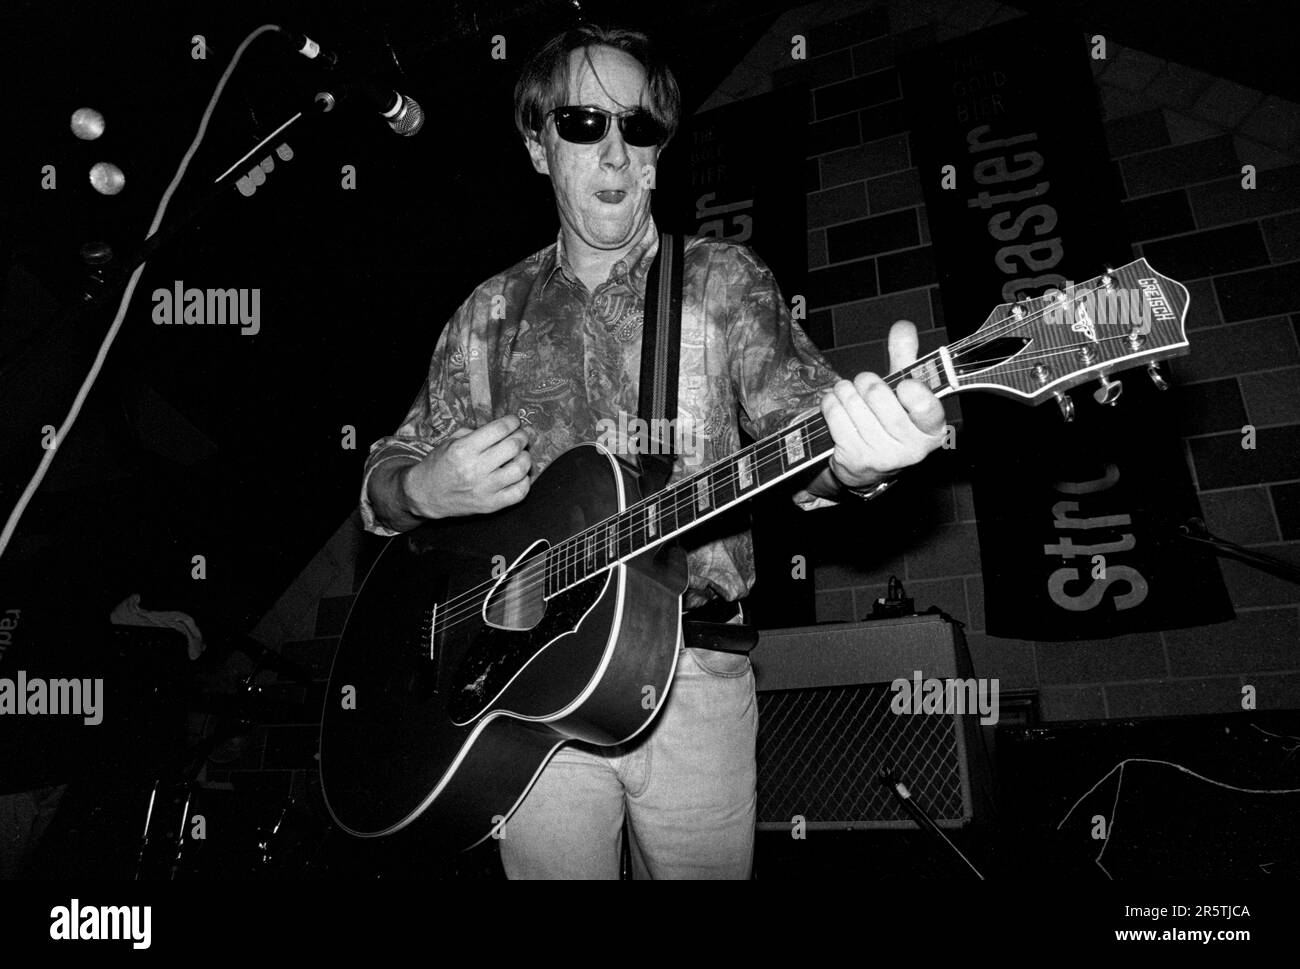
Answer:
[
  {"xmin": 752, "ymin": 616, "xmax": 989, "ymax": 831},
  {"xmin": 757, "ymin": 684, "xmax": 966, "ymax": 828}
]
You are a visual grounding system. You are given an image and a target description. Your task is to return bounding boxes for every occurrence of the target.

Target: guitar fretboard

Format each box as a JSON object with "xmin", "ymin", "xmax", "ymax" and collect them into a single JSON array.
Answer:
[{"xmin": 540, "ymin": 347, "xmax": 954, "ymax": 598}]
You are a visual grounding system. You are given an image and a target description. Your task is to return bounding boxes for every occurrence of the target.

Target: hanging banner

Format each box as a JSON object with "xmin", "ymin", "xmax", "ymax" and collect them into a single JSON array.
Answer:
[{"xmin": 900, "ymin": 17, "xmax": 1232, "ymax": 639}]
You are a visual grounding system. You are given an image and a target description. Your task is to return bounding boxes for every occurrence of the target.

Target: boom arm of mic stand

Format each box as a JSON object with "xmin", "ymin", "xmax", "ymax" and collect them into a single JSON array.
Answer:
[
  {"xmin": 125, "ymin": 95, "xmax": 339, "ymax": 289},
  {"xmin": 0, "ymin": 94, "xmax": 337, "ymax": 383},
  {"xmin": 1178, "ymin": 518, "xmax": 1300, "ymax": 585},
  {"xmin": 0, "ymin": 92, "xmax": 340, "ymax": 390}
]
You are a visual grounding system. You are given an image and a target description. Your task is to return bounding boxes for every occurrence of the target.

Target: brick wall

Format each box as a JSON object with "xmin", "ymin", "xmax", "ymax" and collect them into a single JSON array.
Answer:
[{"xmin": 722, "ymin": 0, "xmax": 1300, "ymax": 721}]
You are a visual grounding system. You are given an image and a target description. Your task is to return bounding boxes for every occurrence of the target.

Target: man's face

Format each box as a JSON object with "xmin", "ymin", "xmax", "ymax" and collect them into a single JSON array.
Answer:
[{"xmin": 526, "ymin": 45, "xmax": 660, "ymax": 256}]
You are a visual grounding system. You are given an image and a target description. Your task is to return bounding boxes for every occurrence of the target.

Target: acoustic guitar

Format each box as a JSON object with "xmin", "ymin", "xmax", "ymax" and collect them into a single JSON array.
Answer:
[{"xmin": 320, "ymin": 258, "xmax": 1190, "ymax": 849}]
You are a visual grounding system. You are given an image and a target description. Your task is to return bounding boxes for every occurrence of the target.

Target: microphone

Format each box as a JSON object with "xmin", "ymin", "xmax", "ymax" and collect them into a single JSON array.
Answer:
[
  {"xmin": 284, "ymin": 29, "xmax": 425, "ymax": 137},
  {"xmin": 313, "ymin": 82, "xmax": 425, "ymax": 137}
]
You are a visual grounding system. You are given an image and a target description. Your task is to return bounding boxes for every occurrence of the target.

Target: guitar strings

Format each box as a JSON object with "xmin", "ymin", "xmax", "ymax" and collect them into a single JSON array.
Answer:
[
  {"xmin": 413, "ymin": 271, "xmax": 1171, "ymax": 635},
  {"xmin": 428, "ymin": 293, "xmax": 1170, "ymax": 638},
  {"xmin": 963, "ymin": 332, "xmax": 1171, "ymax": 380},
  {"xmin": 946, "ymin": 265, "xmax": 1146, "ymax": 355},
  {"xmin": 418, "ymin": 275, "xmax": 1164, "ymax": 634},
  {"xmin": 480, "ymin": 268, "xmax": 1133, "ymax": 601}
]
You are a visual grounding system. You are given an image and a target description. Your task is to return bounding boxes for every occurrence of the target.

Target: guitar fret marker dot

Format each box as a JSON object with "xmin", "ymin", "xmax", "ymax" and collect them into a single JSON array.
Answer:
[
  {"xmin": 783, "ymin": 430, "xmax": 805, "ymax": 465},
  {"xmin": 737, "ymin": 454, "xmax": 753, "ymax": 489}
]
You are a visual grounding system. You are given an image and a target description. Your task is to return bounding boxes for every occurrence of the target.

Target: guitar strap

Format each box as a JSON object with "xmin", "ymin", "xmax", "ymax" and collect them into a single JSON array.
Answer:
[
  {"xmin": 638, "ymin": 232, "xmax": 758, "ymax": 655},
  {"xmin": 635, "ymin": 231, "xmax": 683, "ymax": 496}
]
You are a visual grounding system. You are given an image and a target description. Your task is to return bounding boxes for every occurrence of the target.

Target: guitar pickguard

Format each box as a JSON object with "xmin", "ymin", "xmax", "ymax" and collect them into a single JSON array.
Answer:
[{"xmin": 447, "ymin": 568, "xmax": 611, "ymax": 725}]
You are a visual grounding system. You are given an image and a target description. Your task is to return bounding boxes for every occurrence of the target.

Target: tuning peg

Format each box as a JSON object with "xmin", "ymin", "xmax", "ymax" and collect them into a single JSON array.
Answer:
[
  {"xmin": 1054, "ymin": 391, "xmax": 1074, "ymax": 422},
  {"xmin": 1147, "ymin": 362, "xmax": 1169, "ymax": 390},
  {"xmin": 1093, "ymin": 371, "xmax": 1123, "ymax": 405}
]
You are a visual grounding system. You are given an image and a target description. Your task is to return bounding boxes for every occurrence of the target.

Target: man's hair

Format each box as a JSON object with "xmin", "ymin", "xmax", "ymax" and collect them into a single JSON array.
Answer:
[{"xmin": 513, "ymin": 24, "xmax": 681, "ymax": 147}]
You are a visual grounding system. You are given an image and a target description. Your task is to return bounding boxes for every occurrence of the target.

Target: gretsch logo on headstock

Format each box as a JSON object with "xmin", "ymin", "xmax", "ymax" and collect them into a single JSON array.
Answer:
[{"xmin": 1137, "ymin": 277, "xmax": 1177, "ymax": 322}]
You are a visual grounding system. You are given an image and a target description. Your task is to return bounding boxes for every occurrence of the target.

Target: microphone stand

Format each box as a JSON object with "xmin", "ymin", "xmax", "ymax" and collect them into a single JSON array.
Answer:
[
  {"xmin": 101, "ymin": 94, "xmax": 340, "ymax": 304},
  {"xmin": 1, "ymin": 90, "xmax": 340, "ymax": 383},
  {"xmin": 877, "ymin": 769, "xmax": 985, "ymax": 880},
  {"xmin": 1178, "ymin": 518, "xmax": 1300, "ymax": 585}
]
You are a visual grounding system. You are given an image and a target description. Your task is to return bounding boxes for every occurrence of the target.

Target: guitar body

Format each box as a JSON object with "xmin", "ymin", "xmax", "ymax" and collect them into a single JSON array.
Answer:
[{"xmin": 319, "ymin": 443, "xmax": 688, "ymax": 850}]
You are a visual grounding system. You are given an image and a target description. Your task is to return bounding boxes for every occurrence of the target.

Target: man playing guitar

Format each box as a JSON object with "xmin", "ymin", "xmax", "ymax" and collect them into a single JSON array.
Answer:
[{"xmin": 360, "ymin": 22, "xmax": 947, "ymax": 879}]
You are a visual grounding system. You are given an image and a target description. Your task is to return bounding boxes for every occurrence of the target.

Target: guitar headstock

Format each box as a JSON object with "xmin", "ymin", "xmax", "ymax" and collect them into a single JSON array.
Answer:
[{"xmin": 942, "ymin": 259, "xmax": 1190, "ymax": 418}]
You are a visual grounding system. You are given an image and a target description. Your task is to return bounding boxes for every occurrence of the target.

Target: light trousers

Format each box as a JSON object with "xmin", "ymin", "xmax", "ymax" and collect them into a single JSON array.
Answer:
[{"xmin": 499, "ymin": 642, "xmax": 758, "ymax": 880}]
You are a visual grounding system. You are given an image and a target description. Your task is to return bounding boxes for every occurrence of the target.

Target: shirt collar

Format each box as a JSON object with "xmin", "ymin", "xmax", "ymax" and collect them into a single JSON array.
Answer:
[{"xmin": 542, "ymin": 217, "xmax": 660, "ymax": 295}]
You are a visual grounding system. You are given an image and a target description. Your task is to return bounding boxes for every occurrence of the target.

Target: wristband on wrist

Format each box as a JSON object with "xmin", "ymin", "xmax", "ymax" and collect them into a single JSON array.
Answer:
[
  {"xmin": 842, "ymin": 476, "xmax": 897, "ymax": 501},
  {"xmin": 829, "ymin": 457, "xmax": 899, "ymax": 502}
]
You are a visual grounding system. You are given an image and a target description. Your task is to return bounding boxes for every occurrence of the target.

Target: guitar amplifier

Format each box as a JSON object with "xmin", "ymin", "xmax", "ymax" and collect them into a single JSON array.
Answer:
[{"xmin": 752, "ymin": 614, "xmax": 993, "ymax": 830}]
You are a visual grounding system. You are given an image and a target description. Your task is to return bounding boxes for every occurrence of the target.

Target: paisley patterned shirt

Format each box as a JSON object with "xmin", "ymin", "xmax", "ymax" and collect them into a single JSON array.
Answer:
[{"xmin": 359, "ymin": 217, "xmax": 844, "ymax": 607}]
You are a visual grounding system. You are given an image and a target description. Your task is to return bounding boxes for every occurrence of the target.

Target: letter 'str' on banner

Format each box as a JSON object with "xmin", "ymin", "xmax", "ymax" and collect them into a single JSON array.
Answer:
[{"xmin": 900, "ymin": 17, "xmax": 1232, "ymax": 639}]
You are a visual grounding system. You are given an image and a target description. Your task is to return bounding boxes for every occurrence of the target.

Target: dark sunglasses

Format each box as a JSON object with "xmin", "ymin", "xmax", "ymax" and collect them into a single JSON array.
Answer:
[{"xmin": 547, "ymin": 106, "xmax": 666, "ymax": 147}]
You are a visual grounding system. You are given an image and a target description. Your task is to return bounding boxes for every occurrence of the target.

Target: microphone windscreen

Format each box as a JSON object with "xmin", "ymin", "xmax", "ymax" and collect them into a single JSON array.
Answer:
[{"xmin": 389, "ymin": 95, "xmax": 425, "ymax": 137}]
